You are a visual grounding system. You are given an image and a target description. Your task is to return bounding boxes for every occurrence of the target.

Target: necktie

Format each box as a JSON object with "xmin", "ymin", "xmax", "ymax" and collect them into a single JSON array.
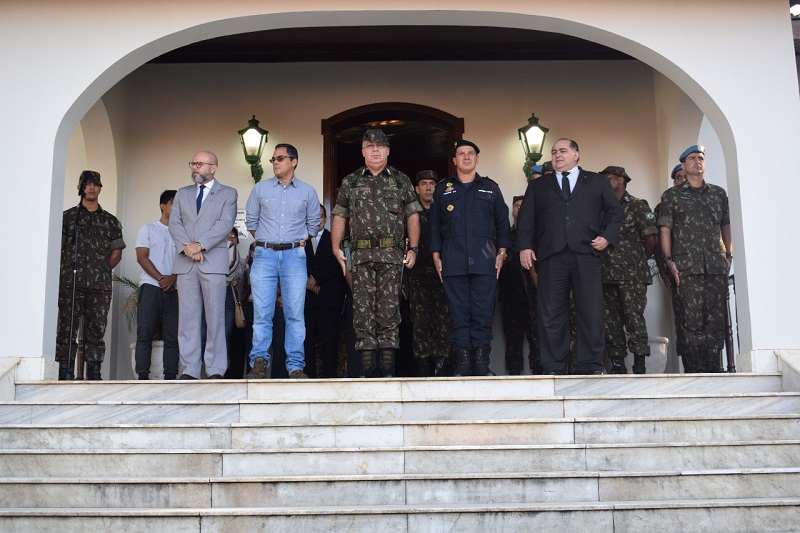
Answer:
[
  {"xmin": 196, "ymin": 184, "xmax": 205, "ymax": 213},
  {"xmin": 561, "ymin": 172, "xmax": 570, "ymax": 198}
]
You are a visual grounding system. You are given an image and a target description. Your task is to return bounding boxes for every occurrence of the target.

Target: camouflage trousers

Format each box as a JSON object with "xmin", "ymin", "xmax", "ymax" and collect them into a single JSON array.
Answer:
[
  {"xmin": 673, "ymin": 273, "xmax": 726, "ymax": 349},
  {"xmin": 352, "ymin": 261, "xmax": 402, "ymax": 350},
  {"xmin": 603, "ymin": 283, "xmax": 650, "ymax": 359},
  {"xmin": 56, "ymin": 288, "xmax": 112, "ymax": 363},
  {"xmin": 669, "ymin": 280, "xmax": 688, "ymax": 359},
  {"xmin": 409, "ymin": 277, "xmax": 449, "ymax": 360},
  {"xmin": 526, "ymin": 285, "xmax": 543, "ymax": 373}
]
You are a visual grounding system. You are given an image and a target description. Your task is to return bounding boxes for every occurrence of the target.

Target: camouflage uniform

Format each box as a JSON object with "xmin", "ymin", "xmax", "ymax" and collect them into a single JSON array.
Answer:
[
  {"xmin": 525, "ymin": 275, "xmax": 543, "ymax": 374},
  {"xmin": 658, "ymin": 180, "xmax": 730, "ymax": 372},
  {"xmin": 498, "ymin": 227, "xmax": 533, "ymax": 374},
  {"xmin": 603, "ymin": 192, "xmax": 658, "ymax": 367},
  {"xmin": 331, "ymin": 165, "xmax": 422, "ymax": 351},
  {"xmin": 408, "ymin": 206, "xmax": 449, "ymax": 361},
  {"xmin": 56, "ymin": 204, "xmax": 126, "ymax": 363},
  {"xmin": 654, "ymin": 200, "xmax": 688, "ymax": 364}
]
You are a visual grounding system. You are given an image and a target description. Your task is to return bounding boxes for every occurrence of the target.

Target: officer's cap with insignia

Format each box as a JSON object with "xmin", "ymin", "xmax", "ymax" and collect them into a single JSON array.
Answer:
[
  {"xmin": 679, "ymin": 144, "xmax": 705, "ymax": 162},
  {"xmin": 79, "ymin": 170, "xmax": 103, "ymax": 187},
  {"xmin": 600, "ymin": 165, "xmax": 631, "ymax": 183},
  {"xmin": 454, "ymin": 139, "xmax": 480, "ymax": 155},
  {"xmin": 670, "ymin": 164, "xmax": 683, "ymax": 181},
  {"xmin": 363, "ymin": 129, "xmax": 390, "ymax": 146},
  {"xmin": 415, "ymin": 170, "xmax": 439, "ymax": 186}
]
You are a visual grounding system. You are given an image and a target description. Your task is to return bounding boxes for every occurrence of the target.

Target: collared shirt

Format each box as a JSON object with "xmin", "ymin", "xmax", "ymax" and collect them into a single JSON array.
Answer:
[
  {"xmin": 197, "ymin": 179, "xmax": 215, "ymax": 204},
  {"xmin": 559, "ymin": 167, "xmax": 578, "ymax": 194},
  {"xmin": 245, "ymin": 175, "xmax": 320, "ymax": 244}
]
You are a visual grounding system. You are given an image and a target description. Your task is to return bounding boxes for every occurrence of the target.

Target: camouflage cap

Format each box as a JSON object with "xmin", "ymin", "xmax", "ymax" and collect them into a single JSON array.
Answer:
[
  {"xmin": 601, "ymin": 165, "xmax": 631, "ymax": 182},
  {"xmin": 679, "ymin": 144, "xmax": 705, "ymax": 162},
  {"xmin": 670, "ymin": 164, "xmax": 683, "ymax": 180},
  {"xmin": 454, "ymin": 139, "xmax": 480, "ymax": 155},
  {"xmin": 363, "ymin": 129, "xmax": 390, "ymax": 146},
  {"xmin": 415, "ymin": 169, "xmax": 439, "ymax": 185},
  {"xmin": 79, "ymin": 170, "xmax": 103, "ymax": 187},
  {"xmin": 542, "ymin": 161, "xmax": 554, "ymax": 173}
]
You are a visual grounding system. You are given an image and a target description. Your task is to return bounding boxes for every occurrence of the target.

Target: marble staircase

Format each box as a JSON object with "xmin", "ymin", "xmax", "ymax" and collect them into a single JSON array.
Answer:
[{"xmin": 0, "ymin": 374, "xmax": 799, "ymax": 531}]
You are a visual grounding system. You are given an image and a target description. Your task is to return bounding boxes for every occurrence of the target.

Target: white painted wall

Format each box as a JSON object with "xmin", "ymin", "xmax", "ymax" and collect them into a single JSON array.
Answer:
[{"xmin": 1, "ymin": 2, "xmax": 798, "ymax": 378}]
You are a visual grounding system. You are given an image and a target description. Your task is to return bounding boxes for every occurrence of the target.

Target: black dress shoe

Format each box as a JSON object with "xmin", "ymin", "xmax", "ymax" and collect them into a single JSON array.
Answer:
[
  {"xmin": 592, "ymin": 369, "xmax": 607, "ymax": 375},
  {"xmin": 178, "ymin": 374, "xmax": 197, "ymax": 380},
  {"xmin": 207, "ymin": 374, "xmax": 223, "ymax": 379}
]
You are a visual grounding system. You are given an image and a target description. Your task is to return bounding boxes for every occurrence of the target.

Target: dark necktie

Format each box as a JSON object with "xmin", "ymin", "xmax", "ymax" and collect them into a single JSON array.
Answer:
[
  {"xmin": 196, "ymin": 184, "xmax": 205, "ymax": 214},
  {"xmin": 561, "ymin": 172, "xmax": 570, "ymax": 199}
]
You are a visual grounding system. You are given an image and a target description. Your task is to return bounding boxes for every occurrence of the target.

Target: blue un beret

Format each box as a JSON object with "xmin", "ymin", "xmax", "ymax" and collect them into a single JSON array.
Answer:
[
  {"xmin": 679, "ymin": 144, "xmax": 705, "ymax": 163},
  {"xmin": 670, "ymin": 164, "xmax": 683, "ymax": 180},
  {"xmin": 530, "ymin": 165, "xmax": 543, "ymax": 175}
]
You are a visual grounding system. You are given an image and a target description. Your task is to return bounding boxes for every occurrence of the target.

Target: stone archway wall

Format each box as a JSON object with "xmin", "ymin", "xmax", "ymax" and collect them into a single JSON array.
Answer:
[{"xmin": 2, "ymin": 4, "xmax": 798, "ymax": 378}]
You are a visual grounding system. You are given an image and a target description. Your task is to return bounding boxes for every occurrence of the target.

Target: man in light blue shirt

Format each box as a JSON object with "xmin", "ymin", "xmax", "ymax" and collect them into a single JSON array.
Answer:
[{"xmin": 245, "ymin": 143, "xmax": 321, "ymax": 379}]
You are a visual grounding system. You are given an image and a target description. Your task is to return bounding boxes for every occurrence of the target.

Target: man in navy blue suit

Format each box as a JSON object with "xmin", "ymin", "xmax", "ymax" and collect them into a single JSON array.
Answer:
[{"xmin": 517, "ymin": 138, "xmax": 621, "ymax": 375}]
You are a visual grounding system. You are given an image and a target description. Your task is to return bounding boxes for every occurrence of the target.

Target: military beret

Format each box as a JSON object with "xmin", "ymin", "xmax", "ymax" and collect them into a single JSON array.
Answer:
[
  {"xmin": 512, "ymin": 195, "xmax": 525, "ymax": 204},
  {"xmin": 670, "ymin": 164, "xmax": 683, "ymax": 180},
  {"xmin": 600, "ymin": 165, "xmax": 631, "ymax": 182},
  {"xmin": 542, "ymin": 161, "xmax": 554, "ymax": 172},
  {"xmin": 363, "ymin": 129, "xmax": 390, "ymax": 146},
  {"xmin": 530, "ymin": 165, "xmax": 543, "ymax": 175},
  {"xmin": 454, "ymin": 139, "xmax": 480, "ymax": 155},
  {"xmin": 679, "ymin": 144, "xmax": 705, "ymax": 162},
  {"xmin": 415, "ymin": 169, "xmax": 439, "ymax": 185},
  {"xmin": 79, "ymin": 170, "xmax": 103, "ymax": 187}
]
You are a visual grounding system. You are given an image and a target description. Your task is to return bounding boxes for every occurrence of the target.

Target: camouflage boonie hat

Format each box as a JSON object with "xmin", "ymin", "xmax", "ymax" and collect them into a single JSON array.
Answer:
[
  {"xmin": 363, "ymin": 129, "xmax": 390, "ymax": 146},
  {"xmin": 542, "ymin": 161, "xmax": 554, "ymax": 173},
  {"xmin": 601, "ymin": 165, "xmax": 631, "ymax": 182},
  {"xmin": 415, "ymin": 170, "xmax": 439, "ymax": 185},
  {"xmin": 79, "ymin": 170, "xmax": 103, "ymax": 187}
]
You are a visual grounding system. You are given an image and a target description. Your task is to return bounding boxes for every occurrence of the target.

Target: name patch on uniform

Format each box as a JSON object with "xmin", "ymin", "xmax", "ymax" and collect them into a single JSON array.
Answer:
[
  {"xmin": 443, "ymin": 187, "xmax": 456, "ymax": 195},
  {"xmin": 447, "ymin": 205, "xmax": 455, "ymax": 212},
  {"xmin": 477, "ymin": 189, "xmax": 493, "ymax": 194}
]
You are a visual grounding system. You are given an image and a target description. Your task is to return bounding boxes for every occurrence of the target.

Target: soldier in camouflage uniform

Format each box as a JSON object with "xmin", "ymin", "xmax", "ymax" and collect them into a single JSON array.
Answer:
[
  {"xmin": 498, "ymin": 195, "xmax": 535, "ymax": 374},
  {"xmin": 658, "ymin": 145, "xmax": 732, "ymax": 373},
  {"xmin": 600, "ymin": 166, "xmax": 658, "ymax": 374},
  {"xmin": 56, "ymin": 170, "xmax": 126, "ymax": 380},
  {"xmin": 408, "ymin": 170, "xmax": 449, "ymax": 376},
  {"xmin": 331, "ymin": 129, "xmax": 422, "ymax": 377},
  {"xmin": 654, "ymin": 164, "xmax": 690, "ymax": 369}
]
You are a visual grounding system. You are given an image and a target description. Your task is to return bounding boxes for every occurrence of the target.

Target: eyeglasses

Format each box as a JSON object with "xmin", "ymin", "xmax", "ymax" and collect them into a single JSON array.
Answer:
[
  {"xmin": 188, "ymin": 161, "xmax": 214, "ymax": 169},
  {"xmin": 269, "ymin": 155, "xmax": 294, "ymax": 163}
]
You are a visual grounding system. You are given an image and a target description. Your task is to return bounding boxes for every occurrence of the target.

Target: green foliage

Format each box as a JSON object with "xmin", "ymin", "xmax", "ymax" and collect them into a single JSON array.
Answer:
[{"xmin": 112, "ymin": 273, "xmax": 140, "ymax": 333}]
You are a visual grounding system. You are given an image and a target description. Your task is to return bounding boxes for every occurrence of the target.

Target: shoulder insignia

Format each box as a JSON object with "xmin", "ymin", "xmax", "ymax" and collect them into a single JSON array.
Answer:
[
  {"xmin": 447, "ymin": 205, "xmax": 454, "ymax": 212},
  {"xmin": 645, "ymin": 212, "xmax": 655, "ymax": 221}
]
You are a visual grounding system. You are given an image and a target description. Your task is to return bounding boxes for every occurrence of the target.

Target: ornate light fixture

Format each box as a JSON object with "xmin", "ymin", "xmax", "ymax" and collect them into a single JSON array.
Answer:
[
  {"xmin": 518, "ymin": 113, "xmax": 549, "ymax": 179},
  {"xmin": 238, "ymin": 115, "xmax": 269, "ymax": 183}
]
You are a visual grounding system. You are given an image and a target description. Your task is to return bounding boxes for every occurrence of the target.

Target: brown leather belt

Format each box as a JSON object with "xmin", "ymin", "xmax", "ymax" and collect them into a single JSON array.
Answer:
[{"xmin": 255, "ymin": 241, "xmax": 306, "ymax": 251}]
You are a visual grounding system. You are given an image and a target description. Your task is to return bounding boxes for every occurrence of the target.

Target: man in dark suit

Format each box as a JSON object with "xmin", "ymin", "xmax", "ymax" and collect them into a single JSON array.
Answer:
[
  {"xmin": 304, "ymin": 204, "xmax": 347, "ymax": 378},
  {"xmin": 170, "ymin": 151, "xmax": 238, "ymax": 380},
  {"xmin": 517, "ymin": 138, "xmax": 621, "ymax": 375}
]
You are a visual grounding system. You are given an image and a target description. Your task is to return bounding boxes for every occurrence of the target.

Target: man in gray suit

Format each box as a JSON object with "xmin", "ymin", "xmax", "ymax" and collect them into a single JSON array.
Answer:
[{"xmin": 170, "ymin": 151, "xmax": 238, "ymax": 379}]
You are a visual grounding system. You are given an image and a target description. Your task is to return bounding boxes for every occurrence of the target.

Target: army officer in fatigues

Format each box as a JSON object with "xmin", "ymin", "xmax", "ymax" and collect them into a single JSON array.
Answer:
[
  {"xmin": 429, "ymin": 140, "xmax": 511, "ymax": 376},
  {"xmin": 331, "ymin": 129, "xmax": 421, "ymax": 377},
  {"xmin": 600, "ymin": 166, "xmax": 658, "ymax": 374}
]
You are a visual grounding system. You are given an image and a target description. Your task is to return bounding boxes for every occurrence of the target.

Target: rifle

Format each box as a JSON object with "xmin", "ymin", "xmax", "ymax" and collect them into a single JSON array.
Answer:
[
  {"xmin": 724, "ymin": 274, "xmax": 736, "ymax": 373},
  {"xmin": 73, "ymin": 316, "xmax": 86, "ymax": 380},
  {"xmin": 399, "ymin": 238, "xmax": 409, "ymax": 297}
]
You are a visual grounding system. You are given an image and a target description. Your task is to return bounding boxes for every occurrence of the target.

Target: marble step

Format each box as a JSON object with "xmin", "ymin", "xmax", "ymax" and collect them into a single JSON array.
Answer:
[
  {"xmin": 13, "ymin": 373, "xmax": 782, "ymax": 402},
  {"xmin": 2, "ymin": 392, "xmax": 799, "ymax": 425},
  {"xmin": 1, "ymin": 469, "xmax": 799, "ymax": 509},
  {"xmin": 1, "ymin": 415, "xmax": 799, "ymax": 450},
  {"xmin": 0, "ymin": 498, "xmax": 798, "ymax": 533},
  {"xmin": 1, "ymin": 441, "xmax": 798, "ymax": 477}
]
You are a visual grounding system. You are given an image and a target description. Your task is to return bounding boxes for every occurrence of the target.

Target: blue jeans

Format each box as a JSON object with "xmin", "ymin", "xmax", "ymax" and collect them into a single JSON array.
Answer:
[{"xmin": 249, "ymin": 245, "xmax": 307, "ymax": 373}]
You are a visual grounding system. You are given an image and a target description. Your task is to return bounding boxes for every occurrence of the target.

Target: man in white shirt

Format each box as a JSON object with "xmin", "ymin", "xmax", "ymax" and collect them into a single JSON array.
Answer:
[{"xmin": 135, "ymin": 190, "xmax": 179, "ymax": 380}]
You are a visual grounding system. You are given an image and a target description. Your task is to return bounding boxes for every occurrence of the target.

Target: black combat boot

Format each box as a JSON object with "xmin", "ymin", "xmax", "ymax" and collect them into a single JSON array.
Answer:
[
  {"xmin": 682, "ymin": 348, "xmax": 702, "ymax": 373},
  {"xmin": 86, "ymin": 362, "xmax": 102, "ymax": 381},
  {"xmin": 632, "ymin": 354, "xmax": 647, "ymax": 374},
  {"xmin": 58, "ymin": 359, "xmax": 72, "ymax": 381},
  {"xmin": 610, "ymin": 358, "xmax": 627, "ymax": 374},
  {"xmin": 473, "ymin": 346, "xmax": 496, "ymax": 376},
  {"xmin": 705, "ymin": 348, "xmax": 724, "ymax": 373},
  {"xmin": 416, "ymin": 357, "xmax": 432, "ymax": 377},
  {"xmin": 432, "ymin": 356, "xmax": 446, "ymax": 377},
  {"xmin": 452, "ymin": 347, "xmax": 472, "ymax": 377},
  {"xmin": 358, "ymin": 350, "xmax": 376, "ymax": 378},
  {"xmin": 379, "ymin": 348, "xmax": 396, "ymax": 378},
  {"xmin": 681, "ymin": 353, "xmax": 695, "ymax": 373}
]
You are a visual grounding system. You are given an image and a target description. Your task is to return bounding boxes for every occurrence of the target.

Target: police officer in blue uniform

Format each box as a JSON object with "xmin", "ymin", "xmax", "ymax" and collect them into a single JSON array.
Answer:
[{"xmin": 429, "ymin": 140, "xmax": 512, "ymax": 376}]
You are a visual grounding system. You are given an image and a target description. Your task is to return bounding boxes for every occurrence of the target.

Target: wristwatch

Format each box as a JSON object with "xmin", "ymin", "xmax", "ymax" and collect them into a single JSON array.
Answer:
[
  {"xmin": 498, "ymin": 251, "xmax": 508, "ymax": 258},
  {"xmin": 408, "ymin": 246, "xmax": 419, "ymax": 253},
  {"xmin": 663, "ymin": 255, "xmax": 673, "ymax": 262}
]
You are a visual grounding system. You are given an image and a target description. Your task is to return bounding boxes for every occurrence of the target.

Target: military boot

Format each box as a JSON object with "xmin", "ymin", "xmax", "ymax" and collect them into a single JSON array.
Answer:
[
  {"xmin": 680, "ymin": 353, "xmax": 695, "ymax": 373},
  {"xmin": 358, "ymin": 350, "xmax": 376, "ymax": 378},
  {"xmin": 86, "ymin": 362, "xmax": 102, "ymax": 381},
  {"xmin": 452, "ymin": 347, "xmax": 472, "ymax": 377},
  {"xmin": 473, "ymin": 346, "xmax": 496, "ymax": 376},
  {"xmin": 432, "ymin": 356, "xmax": 447, "ymax": 377},
  {"xmin": 632, "ymin": 355, "xmax": 647, "ymax": 374},
  {"xmin": 58, "ymin": 359, "xmax": 73, "ymax": 381},
  {"xmin": 682, "ymin": 348, "xmax": 702, "ymax": 373},
  {"xmin": 416, "ymin": 357, "xmax": 432, "ymax": 377},
  {"xmin": 705, "ymin": 348, "xmax": 724, "ymax": 373},
  {"xmin": 379, "ymin": 348, "xmax": 396, "ymax": 378},
  {"xmin": 610, "ymin": 358, "xmax": 627, "ymax": 374}
]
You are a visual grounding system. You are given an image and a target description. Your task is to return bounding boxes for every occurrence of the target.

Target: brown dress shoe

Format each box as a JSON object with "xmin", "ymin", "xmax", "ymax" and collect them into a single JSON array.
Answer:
[
  {"xmin": 207, "ymin": 374, "xmax": 223, "ymax": 379},
  {"xmin": 245, "ymin": 358, "xmax": 268, "ymax": 379},
  {"xmin": 179, "ymin": 374, "xmax": 197, "ymax": 380},
  {"xmin": 288, "ymin": 369, "xmax": 309, "ymax": 379}
]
